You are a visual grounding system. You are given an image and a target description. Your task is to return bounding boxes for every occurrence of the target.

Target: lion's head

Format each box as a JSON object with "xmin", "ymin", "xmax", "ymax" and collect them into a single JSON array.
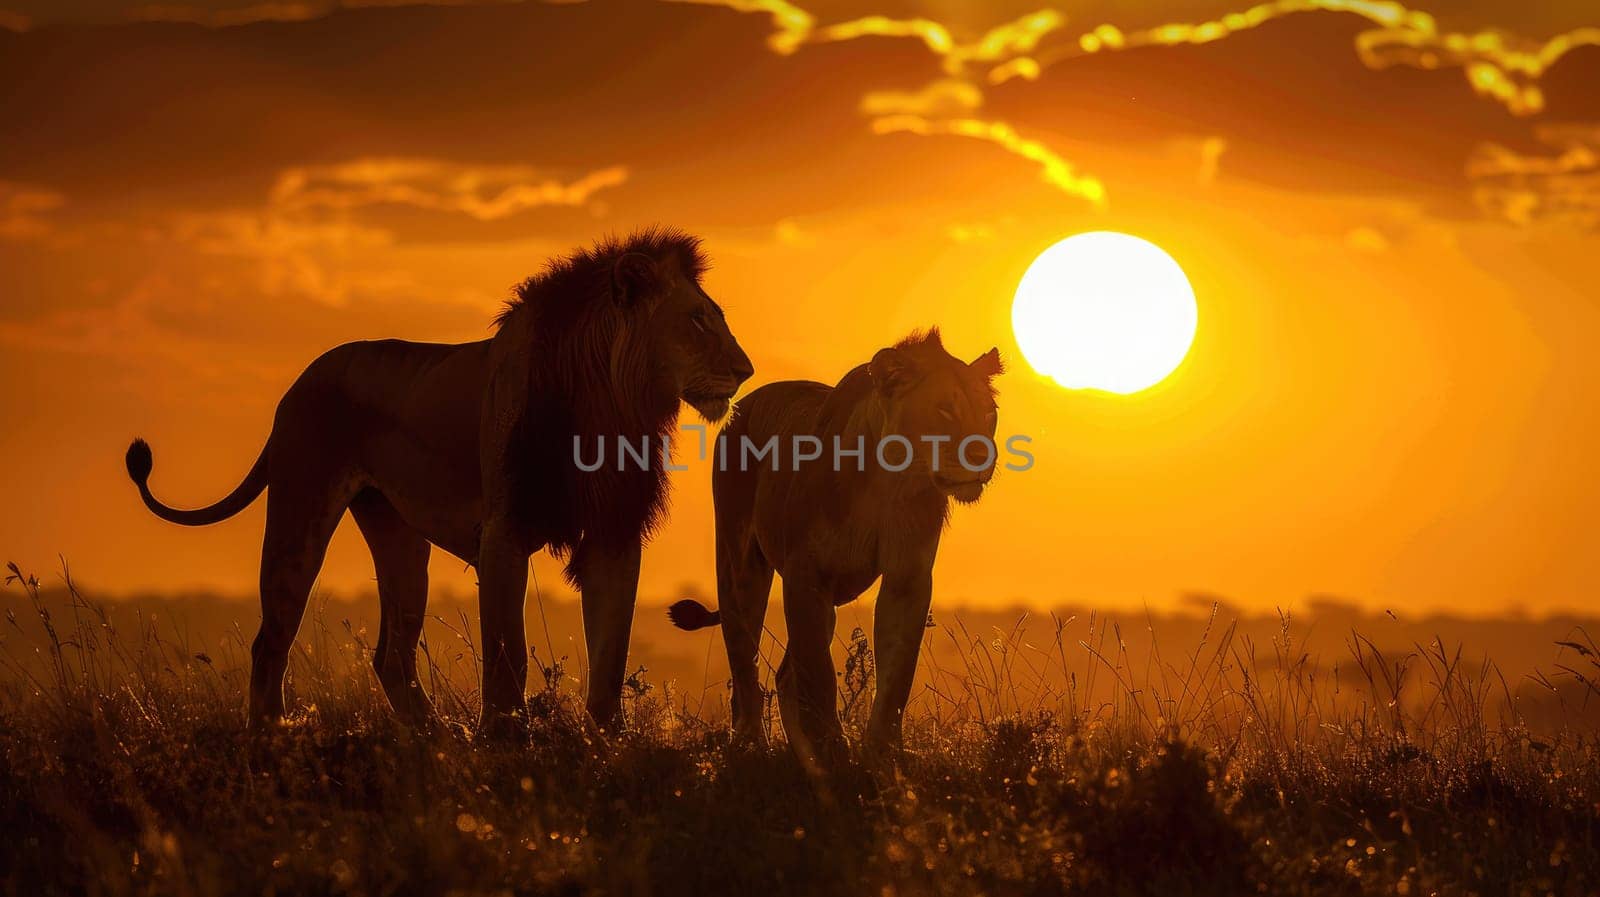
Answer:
[
  {"xmin": 501, "ymin": 227, "xmax": 754, "ymax": 426},
  {"xmin": 870, "ymin": 329, "xmax": 1003, "ymax": 504},
  {"xmin": 610, "ymin": 248, "xmax": 753, "ymax": 422}
]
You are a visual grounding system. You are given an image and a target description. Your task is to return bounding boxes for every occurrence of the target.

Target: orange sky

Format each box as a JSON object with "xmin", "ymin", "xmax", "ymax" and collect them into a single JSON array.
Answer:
[{"xmin": 1, "ymin": 0, "xmax": 1598, "ymax": 616}]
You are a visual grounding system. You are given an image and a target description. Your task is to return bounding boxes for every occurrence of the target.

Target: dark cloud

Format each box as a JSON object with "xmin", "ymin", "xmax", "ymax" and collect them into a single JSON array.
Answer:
[
  {"xmin": 1468, "ymin": 124, "xmax": 1600, "ymax": 228},
  {"xmin": 6, "ymin": 1, "xmax": 1595, "ymax": 225},
  {"xmin": 0, "ymin": 180, "xmax": 63, "ymax": 238},
  {"xmin": 982, "ymin": 12, "xmax": 1600, "ymax": 210},
  {"xmin": 0, "ymin": 1, "xmax": 951, "ymax": 219},
  {"xmin": 6, "ymin": 0, "xmax": 1596, "ymax": 39}
]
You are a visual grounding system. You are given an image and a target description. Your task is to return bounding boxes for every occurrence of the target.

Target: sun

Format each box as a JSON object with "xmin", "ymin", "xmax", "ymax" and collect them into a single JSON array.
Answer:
[{"xmin": 1011, "ymin": 231, "xmax": 1198, "ymax": 395}]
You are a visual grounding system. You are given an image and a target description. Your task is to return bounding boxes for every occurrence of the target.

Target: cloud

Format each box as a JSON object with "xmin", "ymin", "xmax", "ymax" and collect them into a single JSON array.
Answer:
[
  {"xmin": 679, "ymin": 2, "xmax": 1063, "ymax": 69},
  {"xmin": 1300, "ymin": 198, "xmax": 1461, "ymax": 254},
  {"xmin": 125, "ymin": 0, "xmax": 537, "ymax": 27},
  {"xmin": 688, "ymin": 0, "xmax": 1597, "ymax": 215},
  {"xmin": 128, "ymin": 2, "xmax": 329, "ymax": 25},
  {"xmin": 666, "ymin": 0, "xmax": 813, "ymax": 54},
  {"xmin": 0, "ymin": 154, "xmax": 629, "ymax": 383},
  {"xmin": 859, "ymin": 79, "xmax": 981, "ymax": 117},
  {"xmin": 870, "ymin": 116, "xmax": 1107, "ymax": 207},
  {"xmin": 988, "ymin": 1, "xmax": 1600, "ymax": 118},
  {"xmin": 1357, "ymin": 23, "xmax": 1600, "ymax": 117},
  {"xmin": 0, "ymin": 165, "xmax": 614, "ymax": 392},
  {"xmin": 157, "ymin": 158, "xmax": 628, "ymax": 305},
  {"xmin": 681, "ymin": 1, "xmax": 1102, "ymax": 205},
  {"xmin": 270, "ymin": 158, "xmax": 627, "ymax": 221},
  {"xmin": 0, "ymin": 269, "xmax": 317, "ymax": 391},
  {"xmin": 4, "ymin": 0, "xmax": 1591, "ymax": 231},
  {"xmin": 0, "ymin": 181, "xmax": 63, "ymax": 241},
  {"xmin": 1468, "ymin": 125, "xmax": 1600, "ymax": 227},
  {"xmin": 803, "ymin": 9, "xmax": 1065, "ymax": 72},
  {"xmin": 97, "ymin": 0, "xmax": 1600, "ymax": 128},
  {"xmin": 170, "ymin": 210, "xmax": 401, "ymax": 306}
]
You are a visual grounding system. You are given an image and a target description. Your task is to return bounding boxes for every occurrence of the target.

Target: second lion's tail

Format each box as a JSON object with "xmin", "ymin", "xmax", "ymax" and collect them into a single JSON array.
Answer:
[{"xmin": 667, "ymin": 599, "xmax": 721, "ymax": 631}]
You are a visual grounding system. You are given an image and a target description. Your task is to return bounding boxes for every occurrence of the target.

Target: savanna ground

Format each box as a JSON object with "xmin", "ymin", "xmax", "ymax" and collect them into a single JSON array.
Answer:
[{"xmin": 3, "ymin": 561, "xmax": 1599, "ymax": 897}]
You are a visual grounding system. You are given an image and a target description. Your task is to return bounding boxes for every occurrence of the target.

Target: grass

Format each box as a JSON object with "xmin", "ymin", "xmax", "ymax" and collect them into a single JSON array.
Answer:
[{"xmin": 3, "ymin": 561, "xmax": 1599, "ymax": 896}]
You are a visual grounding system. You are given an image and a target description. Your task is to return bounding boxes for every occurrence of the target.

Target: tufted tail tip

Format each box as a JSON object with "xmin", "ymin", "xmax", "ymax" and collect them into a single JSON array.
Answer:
[
  {"xmin": 667, "ymin": 599, "xmax": 721, "ymax": 631},
  {"xmin": 125, "ymin": 438, "xmax": 153, "ymax": 486}
]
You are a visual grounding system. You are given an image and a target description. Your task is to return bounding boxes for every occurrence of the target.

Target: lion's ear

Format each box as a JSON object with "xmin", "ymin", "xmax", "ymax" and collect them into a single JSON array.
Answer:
[
  {"xmin": 612, "ymin": 252, "xmax": 658, "ymax": 307},
  {"xmin": 970, "ymin": 347, "xmax": 1004, "ymax": 379},
  {"xmin": 870, "ymin": 347, "xmax": 917, "ymax": 394}
]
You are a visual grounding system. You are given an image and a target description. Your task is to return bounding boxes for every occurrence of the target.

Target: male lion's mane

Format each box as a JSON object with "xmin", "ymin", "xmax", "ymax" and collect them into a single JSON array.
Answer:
[{"xmin": 495, "ymin": 227, "xmax": 710, "ymax": 576}]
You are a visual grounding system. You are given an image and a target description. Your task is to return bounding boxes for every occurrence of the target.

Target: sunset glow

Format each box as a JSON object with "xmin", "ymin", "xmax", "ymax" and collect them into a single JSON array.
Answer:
[
  {"xmin": 1, "ymin": 0, "xmax": 1597, "ymax": 616},
  {"xmin": 6, "ymin": 2, "xmax": 1600, "ymax": 887}
]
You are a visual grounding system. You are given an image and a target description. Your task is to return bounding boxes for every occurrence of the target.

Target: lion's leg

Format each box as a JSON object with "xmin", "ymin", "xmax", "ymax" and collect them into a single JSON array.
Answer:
[
  {"xmin": 249, "ymin": 478, "xmax": 352, "ymax": 726},
  {"xmin": 776, "ymin": 579, "xmax": 845, "ymax": 769},
  {"xmin": 572, "ymin": 535, "xmax": 642, "ymax": 734},
  {"xmin": 865, "ymin": 568, "xmax": 934, "ymax": 752},
  {"xmin": 477, "ymin": 518, "xmax": 530, "ymax": 735},
  {"xmin": 350, "ymin": 489, "xmax": 435, "ymax": 727},
  {"xmin": 718, "ymin": 533, "xmax": 773, "ymax": 745}
]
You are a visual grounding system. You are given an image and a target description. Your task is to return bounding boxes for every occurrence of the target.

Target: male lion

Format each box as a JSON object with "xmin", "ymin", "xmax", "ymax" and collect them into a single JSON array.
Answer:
[
  {"xmin": 126, "ymin": 228, "xmax": 753, "ymax": 733},
  {"xmin": 669, "ymin": 329, "xmax": 1001, "ymax": 764}
]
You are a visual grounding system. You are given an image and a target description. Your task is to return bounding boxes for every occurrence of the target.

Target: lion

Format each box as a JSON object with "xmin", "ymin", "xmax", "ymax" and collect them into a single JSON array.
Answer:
[
  {"xmin": 668, "ymin": 329, "xmax": 1001, "ymax": 765},
  {"xmin": 126, "ymin": 227, "xmax": 753, "ymax": 733}
]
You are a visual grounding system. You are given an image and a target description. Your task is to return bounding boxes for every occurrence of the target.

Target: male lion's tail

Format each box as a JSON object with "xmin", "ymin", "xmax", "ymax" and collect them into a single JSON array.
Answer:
[
  {"xmin": 667, "ymin": 599, "xmax": 721, "ymax": 631},
  {"xmin": 125, "ymin": 437, "xmax": 269, "ymax": 526}
]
